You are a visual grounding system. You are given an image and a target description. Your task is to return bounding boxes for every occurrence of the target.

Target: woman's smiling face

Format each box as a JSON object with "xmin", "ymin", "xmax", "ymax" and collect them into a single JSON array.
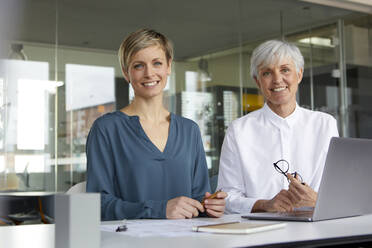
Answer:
[
  {"xmin": 124, "ymin": 45, "xmax": 171, "ymax": 99},
  {"xmin": 255, "ymin": 56, "xmax": 303, "ymax": 109}
]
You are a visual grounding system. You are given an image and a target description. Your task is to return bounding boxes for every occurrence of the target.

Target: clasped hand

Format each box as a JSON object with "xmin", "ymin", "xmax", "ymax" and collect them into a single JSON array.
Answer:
[
  {"xmin": 166, "ymin": 191, "xmax": 227, "ymax": 219},
  {"xmin": 253, "ymin": 174, "xmax": 317, "ymax": 212}
]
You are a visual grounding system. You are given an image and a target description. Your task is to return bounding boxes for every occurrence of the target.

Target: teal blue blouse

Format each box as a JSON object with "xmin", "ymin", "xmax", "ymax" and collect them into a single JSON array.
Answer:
[{"xmin": 86, "ymin": 111, "xmax": 211, "ymax": 220}]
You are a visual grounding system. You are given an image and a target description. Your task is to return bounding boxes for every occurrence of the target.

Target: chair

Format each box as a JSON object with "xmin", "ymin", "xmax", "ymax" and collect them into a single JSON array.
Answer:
[{"xmin": 66, "ymin": 181, "xmax": 86, "ymax": 194}]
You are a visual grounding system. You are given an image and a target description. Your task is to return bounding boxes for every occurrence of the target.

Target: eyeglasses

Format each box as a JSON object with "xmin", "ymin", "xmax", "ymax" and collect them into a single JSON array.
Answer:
[{"xmin": 273, "ymin": 159, "xmax": 305, "ymax": 185}]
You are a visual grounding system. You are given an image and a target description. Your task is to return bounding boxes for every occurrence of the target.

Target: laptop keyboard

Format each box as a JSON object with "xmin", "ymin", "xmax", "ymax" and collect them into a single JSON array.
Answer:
[{"xmin": 276, "ymin": 210, "xmax": 314, "ymax": 217}]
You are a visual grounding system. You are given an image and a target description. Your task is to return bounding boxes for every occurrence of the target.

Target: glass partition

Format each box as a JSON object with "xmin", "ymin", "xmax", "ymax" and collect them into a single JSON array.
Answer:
[
  {"xmin": 0, "ymin": 0, "xmax": 58, "ymax": 192},
  {"xmin": 343, "ymin": 15, "xmax": 372, "ymax": 138}
]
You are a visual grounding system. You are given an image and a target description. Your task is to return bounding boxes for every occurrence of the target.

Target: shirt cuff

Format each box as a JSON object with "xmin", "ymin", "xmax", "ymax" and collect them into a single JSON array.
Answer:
[{"xmin": 225, "ymin": 195, "xmax": 259, "ymax": 214}]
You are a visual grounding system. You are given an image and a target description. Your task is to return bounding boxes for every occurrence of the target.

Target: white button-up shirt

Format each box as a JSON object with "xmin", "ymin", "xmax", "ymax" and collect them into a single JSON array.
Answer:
[{"xmin": 217, "ymin": 103, "xmax": 339, "ymax": 214}]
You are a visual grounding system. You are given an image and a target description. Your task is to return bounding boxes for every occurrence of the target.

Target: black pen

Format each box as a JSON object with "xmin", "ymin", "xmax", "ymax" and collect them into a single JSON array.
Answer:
[{"xmin": 116, "ymin": 224, "xmax": 127, "ymax": 232}]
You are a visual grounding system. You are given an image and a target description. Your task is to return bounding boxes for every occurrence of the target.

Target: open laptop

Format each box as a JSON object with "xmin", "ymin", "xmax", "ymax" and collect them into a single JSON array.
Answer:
[{"xmin": 243, "ymin": 137, "xmax": 372, "ymax": 222}]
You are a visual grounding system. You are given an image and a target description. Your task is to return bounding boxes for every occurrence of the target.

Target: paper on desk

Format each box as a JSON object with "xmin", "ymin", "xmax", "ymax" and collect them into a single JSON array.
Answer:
[{"xmin": 101, "ymin": 219, "xmax": 222, "ymax": 237}]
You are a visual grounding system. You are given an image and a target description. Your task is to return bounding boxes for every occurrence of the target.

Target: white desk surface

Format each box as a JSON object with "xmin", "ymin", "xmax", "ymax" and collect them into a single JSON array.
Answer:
[
  {"xmin": 100, "ymin": 214, "xmax": 372, "ymax": 248},
  {"xmin": 1, "ymin": 214, "xmax": 372, "ymax": 248}
]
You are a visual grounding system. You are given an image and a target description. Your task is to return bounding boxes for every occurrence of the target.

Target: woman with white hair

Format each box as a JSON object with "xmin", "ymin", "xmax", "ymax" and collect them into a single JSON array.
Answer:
[{"xmin": 217, "ymin": 40, "xmax": 339, "ymax": 213}]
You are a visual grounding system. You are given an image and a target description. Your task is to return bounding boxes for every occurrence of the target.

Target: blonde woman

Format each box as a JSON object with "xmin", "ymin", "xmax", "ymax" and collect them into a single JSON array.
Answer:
[{"xmin": 86, "ymin": 28, "xmax": 226, "ymax": 220}]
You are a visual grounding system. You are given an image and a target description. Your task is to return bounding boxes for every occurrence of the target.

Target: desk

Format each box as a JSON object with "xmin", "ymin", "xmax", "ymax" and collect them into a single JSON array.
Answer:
[
  {"xmin": 1, "ymin": 214, "xmax": 372, "ymax": 248},
  {"xmin": 100, "ymin": 214, "xmax": 372, "ymax": 248}
]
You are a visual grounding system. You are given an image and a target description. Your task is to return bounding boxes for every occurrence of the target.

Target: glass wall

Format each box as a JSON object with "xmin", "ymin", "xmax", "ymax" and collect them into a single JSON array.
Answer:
[
  {"xmin": 0, "ymin": 0, "xmax": 371, "ymax": 193},
  {"xmin": 343, "ymin": 16, "xmax": 372, "ymax": 138}
]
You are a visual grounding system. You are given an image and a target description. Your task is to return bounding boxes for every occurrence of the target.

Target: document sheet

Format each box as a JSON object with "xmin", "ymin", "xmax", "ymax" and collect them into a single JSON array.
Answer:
[{"xmin": 101, "ymin": 219, "xmax": 229, "ymax": 237}]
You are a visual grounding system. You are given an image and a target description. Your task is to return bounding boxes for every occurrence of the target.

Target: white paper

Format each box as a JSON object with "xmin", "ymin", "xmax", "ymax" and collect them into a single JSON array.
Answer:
[{"xmin": 101, "ymin": 219, "xmax": 223, "ymax": 237}]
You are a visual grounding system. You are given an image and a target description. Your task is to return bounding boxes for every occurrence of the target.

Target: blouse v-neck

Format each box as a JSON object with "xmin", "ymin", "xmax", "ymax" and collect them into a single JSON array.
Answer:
[{"xmin": 117, "ymin": 111, "xmax": 173, "ymax": 156}]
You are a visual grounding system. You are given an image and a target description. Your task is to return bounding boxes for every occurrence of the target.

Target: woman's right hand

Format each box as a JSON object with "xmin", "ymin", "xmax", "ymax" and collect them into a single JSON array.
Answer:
[{"xmin": 166, "ymin": 196, "xmax": 205, "ymax": 219}]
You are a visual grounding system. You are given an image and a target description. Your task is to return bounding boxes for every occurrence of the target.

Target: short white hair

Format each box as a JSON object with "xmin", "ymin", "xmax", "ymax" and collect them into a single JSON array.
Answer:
[{"xmin": 250, "ymin": 40, "xmax": 304, "ymax": 79}]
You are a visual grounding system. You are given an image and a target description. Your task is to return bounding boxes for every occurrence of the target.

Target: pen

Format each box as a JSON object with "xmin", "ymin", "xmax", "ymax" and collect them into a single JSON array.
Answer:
[
  {"xmin": 116, "ymin": 219, "xmax": 127, "ymax": 232},
  {"xmin": 193, "ymin": 221, "xmax": 240, "ymax": 232},
  {"xmin": 116, "ymin": 224, "xmax": 127, "ymax": 232},
  {"xmin": 201, "ymin": 189, "xmax": 222, "ymax": 205}
]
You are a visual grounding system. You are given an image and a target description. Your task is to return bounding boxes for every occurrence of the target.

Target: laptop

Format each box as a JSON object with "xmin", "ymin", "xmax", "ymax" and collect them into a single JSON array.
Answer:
[{"xmin": 242, "ymin": 137, "xmax": 372, "ymax": 222}]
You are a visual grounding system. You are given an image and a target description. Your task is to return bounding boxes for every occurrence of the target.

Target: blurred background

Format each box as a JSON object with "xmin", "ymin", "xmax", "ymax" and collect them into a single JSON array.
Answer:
[{"xmin": 0, "ymin": 0, "xmax": 371, "ymax": 193}]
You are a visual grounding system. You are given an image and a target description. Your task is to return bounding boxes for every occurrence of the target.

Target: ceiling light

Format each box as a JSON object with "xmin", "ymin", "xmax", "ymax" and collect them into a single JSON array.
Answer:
[
  {"xmin": 300, "ymin": 0, "xmax": 372, "ymax": 14},
  {"xmin": 298, "ymin": 37, "xmax": 334, "ymax": 47}
]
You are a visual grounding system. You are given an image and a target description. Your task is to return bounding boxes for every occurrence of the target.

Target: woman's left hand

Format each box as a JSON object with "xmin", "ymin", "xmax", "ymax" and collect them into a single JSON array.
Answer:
[
  {"xmin": 287, "ymin": 173, "xmax": 317, "ymax": 208},
  {"xmin": 202, "ymin": 191, "xmax": 227, "ymax": 218}
]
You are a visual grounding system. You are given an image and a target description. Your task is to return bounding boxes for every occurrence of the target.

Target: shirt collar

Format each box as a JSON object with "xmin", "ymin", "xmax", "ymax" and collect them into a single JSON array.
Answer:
[{"xmin": 262, "ymin": 102, "xmax": 300, "ymax": 129}]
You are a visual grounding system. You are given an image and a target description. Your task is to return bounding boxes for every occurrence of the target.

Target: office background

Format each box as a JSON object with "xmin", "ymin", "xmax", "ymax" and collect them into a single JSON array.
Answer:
[{"xmin": 0, "ymin": 0, "xmax": 371, "ymax": 193}]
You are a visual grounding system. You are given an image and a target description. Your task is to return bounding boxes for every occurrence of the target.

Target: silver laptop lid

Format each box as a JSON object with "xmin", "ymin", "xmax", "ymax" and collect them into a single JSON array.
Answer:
[{"xmin": 313, "ymin": 137, "xmax": 372, "ymax": 221}]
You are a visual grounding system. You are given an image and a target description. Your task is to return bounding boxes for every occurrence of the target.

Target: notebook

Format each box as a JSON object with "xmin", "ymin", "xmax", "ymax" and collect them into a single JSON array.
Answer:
[
  {"xmin": 243, "ymin": 137, "xmax": 372, "ymax": 222},
  {"xmin": 192, "ymin": 221, "xmax": 286, "ymax": 234}
]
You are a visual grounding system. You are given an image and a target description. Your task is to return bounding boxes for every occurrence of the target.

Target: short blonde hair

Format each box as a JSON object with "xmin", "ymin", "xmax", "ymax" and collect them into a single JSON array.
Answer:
[{"xmin": 118, "ymin": 28, "xmax": 174, "ymax": 74}]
